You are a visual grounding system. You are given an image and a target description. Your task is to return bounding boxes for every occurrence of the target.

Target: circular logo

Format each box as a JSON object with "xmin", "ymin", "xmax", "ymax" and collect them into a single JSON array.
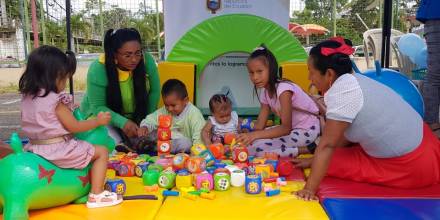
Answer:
[
  {"xmin": 158, "ymin": 175, "xmax": 169, "ymax": 187},
  {"xmin": 248, "ymin": 182, "xmax": 259, "ymax": 193},
  {"xmin": 238, "ymin": 151, "xmax": 248, "ymax": 162},
  {"xmin": 135, "ymin": 166, "xmax": 143, "ymax": 177},
  {"xmin": 160, "ymin": 142, "xmax": 170, "ymax": 152}
]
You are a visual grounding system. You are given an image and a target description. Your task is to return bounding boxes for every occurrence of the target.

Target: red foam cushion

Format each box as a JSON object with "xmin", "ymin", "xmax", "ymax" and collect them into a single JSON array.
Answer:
[{"xmin": 318, "ymin": 177, "xmax": 440, "ymax": 201}]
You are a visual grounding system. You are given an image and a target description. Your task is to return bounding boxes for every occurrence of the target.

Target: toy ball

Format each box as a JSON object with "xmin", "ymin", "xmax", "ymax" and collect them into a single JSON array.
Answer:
[
  {"xmin": 214, "ymin": 172, "xmax": 231, "ymax": 191},
  {"xmin": 158, "ymin": 170, "xmax": 177, "ymax": 189},
  {"xmin": 142, "ymin": 169, "xmax": 160, "ymax": 186},
  {"xmin": 276, "ymin": 158, "xmax": 295, "ymax": 177},
  {"xmin": 362, "ymin": 61, "xmax": 424, "ymax": 117},
  {"xmin": 173, "ymin": 153, "xmax": 189, "ymax": 170},
  {"xmin": 158, "ymin": 115, "xmax": 172, "ymax": 128},
  {"xmin": 223, "ymin": 133, "xmax": 236, "ymax": 145},
  {"xmin": 245, "ymin": 174, "xmax": 262, "ymax": 194},
  {"xmin": 191, "ymin": 144, "xmax": 207, "ymax": 156},
  {"xmin": 186, "ymin": 157, "xmax": 207, "ymax": 173},
  {"xmin": 240, "ymin": 118, "xmax": 255, "ymax": 132},
  {"xmin": 195, "ymin": 173, "xmax": 214, "ymax": 190},
  {"xmin": 105, "ymin": 178, "xmax": 126, "ymax": 195},
  {"xmin": 135, "ymin": 161, "xmax": 149, "ymax": 177}
]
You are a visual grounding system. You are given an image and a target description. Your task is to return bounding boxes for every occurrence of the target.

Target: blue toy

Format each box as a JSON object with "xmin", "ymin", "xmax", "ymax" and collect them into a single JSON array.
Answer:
[
  {"xmin": 104, "ymin": 179, "xmax": 126, "ymax": 196},
  {"xmin": 265, "ymin": 189, "xmax": 280, "ymax": 197},
  {"xmin": 135, "ymin": 161, "xmax": 150, "ymax": 177},
  {"xmin": 162, "ymin": 190, "xmax": 180, "ymax": 196},
  {"xmin": 245, "ymin": 174, "xmax": 262, "ymax": 194},
  {"xmin": 355, "ymin": 61, "xmax": 424, "ymax": 117},
  {"xmin": 240, "ymin": 118, "xmax": 255, "ymax": 132}
]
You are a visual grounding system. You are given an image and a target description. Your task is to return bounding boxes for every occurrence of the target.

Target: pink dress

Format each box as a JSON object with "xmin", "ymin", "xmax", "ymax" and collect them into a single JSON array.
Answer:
[{"xmin": 21, "ymin": 91, "xmax": 95, "ymax": 169}]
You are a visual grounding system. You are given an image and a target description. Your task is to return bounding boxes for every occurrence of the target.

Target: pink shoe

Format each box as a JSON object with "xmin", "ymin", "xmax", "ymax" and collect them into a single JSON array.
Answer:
[{"xmin": 86, "ymin": 190, "xmax": 123, "ymax": 208}]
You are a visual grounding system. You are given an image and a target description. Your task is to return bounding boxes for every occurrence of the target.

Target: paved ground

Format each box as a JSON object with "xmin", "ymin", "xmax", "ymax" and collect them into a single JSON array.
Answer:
[{"xmin": 0, "ymin": 92, "xmax": 84, "ymax": 141}]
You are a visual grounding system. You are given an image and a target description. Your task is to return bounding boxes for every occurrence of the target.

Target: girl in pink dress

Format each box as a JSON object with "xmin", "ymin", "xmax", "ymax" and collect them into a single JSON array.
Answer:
[{"xmin": 19, "ymin": 45, "xmax": 122, "ymax": 208}]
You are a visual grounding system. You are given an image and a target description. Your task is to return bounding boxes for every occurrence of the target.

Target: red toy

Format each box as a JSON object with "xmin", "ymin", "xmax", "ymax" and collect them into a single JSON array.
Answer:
[
  {"xmin": 158, "ymin": 115, "xmax": 172, "ymax": 128},
  {"xmin": 231, "ymin": 146, "xmax": 249, "ymax": 163},
  {"xmin": 117, "ymin": 161, "xmax": 136, "ymax": 177},
  {"xmin": 186, "ymin": 157, "xmax": 206, "ymax": 173},
  {"xmin": 157, "ymin": 140, "xmax": 171, "ymax": 156},
  {"xmin": 224, "ymin": 133, "xmax": 236, "ymax": 145},
  {"xmin": 276, "ymin": 158, "xmax": 295, "ymax": 177},
  {"xmin": 208, "ymin": 143, "xmax": 225, "ymax": 159},
  {"xmin": 157, "ymin": 127, "xmax": 171, "ymax": 141}
]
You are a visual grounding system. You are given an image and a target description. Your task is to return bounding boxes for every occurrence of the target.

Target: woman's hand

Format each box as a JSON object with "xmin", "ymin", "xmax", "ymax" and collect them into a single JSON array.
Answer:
[
  {"xmin": 294, "ymin": 188, "xmax": 318, "ymax": 201},
  {"xmin": 236, "ymin": 132, "xmax": 257, "ymax": 146},
  {"xmin": 96, "ymin": 112, "xmax": 111, "ymax": 125},
  {"xmin": 137, "ymin": 127, "xmax": 149, "ymax": 137},
  {"xmin": 122, "ymin": 120, "xmax": 139, "ymax": 138}
]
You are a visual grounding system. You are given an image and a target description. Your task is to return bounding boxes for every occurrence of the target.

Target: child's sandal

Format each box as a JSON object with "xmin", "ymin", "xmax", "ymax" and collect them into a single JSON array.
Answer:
[{"xmin": 86, "ymin": 190, "xmax": 122, "ymax": 208}]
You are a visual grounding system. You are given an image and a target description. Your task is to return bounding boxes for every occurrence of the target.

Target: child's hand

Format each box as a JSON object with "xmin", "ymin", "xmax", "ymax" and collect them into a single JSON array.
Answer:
[
  {"xmin": 236, "ymin": 133, "xmax": 256, "ymax": 146},
  {"xmin": 294, "ymin": 188, "xmax": 318, "ymax": 201},
  {"xmin": 137, "ymin": 127, "xmax": 149, "ymax": 137},
  {"xmin": 96, "ymin": 112, "xmax": 111, "ymax": 125}
]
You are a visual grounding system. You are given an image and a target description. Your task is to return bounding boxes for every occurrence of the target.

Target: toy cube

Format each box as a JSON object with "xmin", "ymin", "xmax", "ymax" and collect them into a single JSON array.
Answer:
[
  {"xmin": 240, "ymin": 118, "xmax": 255, "ymax": 132},
  {"xmin": 213, "ymin": 168, "xmax": 231, "ymax": 176},
  {"xmin": 195, "ymin": 173, "xmax": 214, "ymax": 190},
  {"xmin": 255, "ymin": 164, "xmax": 272, "ymax": 179},
  {"xmin": 223, "ymin": 133, "xmax": 236, "ymax": 145},
  {"xmin": 231, "ymin": 169, "xmax": 246, "ymax": 187},
  {"xmin": 264, "ymin": 152, "xmax": 279, "ymax": 160},
  {"xmin": 191, "ymin": 144, "xmax": 207, "ymax": 156},
  {"xmin": 117, "ymin": 162, "xmax": 136, "ymax": 177},
  {"xmin": 158, "ymin": 170, "xmax": 177, "ymax": 189},
  {"xmin": 155, "ymin": 158, "xmax": 173, "ymax": 170},
  {"xmin": 208, "ymin": 143, "xmax": 225, "ymax": 159},
  {"xmin": 231, "ymin": 146, "xmax": 249, "ymax": 163},
  {"xmin": 157, "ymin": 140, "xmax": 171, "ymax": 156},
  {"xmin": 245, "ymin": 174, "xmax": 262, "ymax": 194},
  {"xmin": 265, "ymin": 160, "xmax": 278, "ymax": 172},
  {"xmin": 276, "ymin": 158, "xmax": 295, "ymax": 177},
  {"xmin": 186, "ymin": 157, "xmax": 207, "ymax": 173},
  {"xmin": 105, "ymin": 179, "xmax": 126, "ymax": 195},
  {"xmin": 157, "ymin": 127, "xmax": 171, "ymax": 141},
  {"xmin": 135, "ymin": 161, "xmax": 149, "ymax": 177},
  {"xmin": 214, "ymin": 172, "xmax": 231, "ymax": 191},
  {"xmin": 173, "ymin": 153, "xmax": 189, "ymax": 170},
  {"xmin": 158, "ymin": 115, "xmax": 172, "ymax": 128},
  {"xmin": 199, "ymin": 150, "xmax": 215, "ymax": 166},
  {"xmin": 106, "ymin": 169, "xmax": 116, "ymax": 179},
  {"xmin": 142, "ymin": 169, "xmax": 160, "ymax": 186},
  {"xmin": 176, "ymin": 172, "xmax": 193, "ymax": 189},
  {"xmin": 253, "ymin": 157, "xmax": 266, "ymax": 165}
]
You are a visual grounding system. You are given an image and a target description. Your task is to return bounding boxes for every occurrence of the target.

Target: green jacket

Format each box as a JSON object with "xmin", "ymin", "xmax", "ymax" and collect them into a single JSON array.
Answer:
[{"xmin": 80, "ymin": 53, "xmax": 160, "ymax": 129}]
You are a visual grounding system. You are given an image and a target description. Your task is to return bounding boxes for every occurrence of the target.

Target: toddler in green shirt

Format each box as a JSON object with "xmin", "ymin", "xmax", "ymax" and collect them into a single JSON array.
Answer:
[{"xmin": 138, "ymin": 79, "xmax": 205, "ymax": 153}]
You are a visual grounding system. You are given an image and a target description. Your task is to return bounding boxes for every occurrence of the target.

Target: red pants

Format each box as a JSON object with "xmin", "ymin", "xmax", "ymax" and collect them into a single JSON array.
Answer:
[{"xmin": 327, "ymin": 123, "xmax": 440, "ymax": 188}]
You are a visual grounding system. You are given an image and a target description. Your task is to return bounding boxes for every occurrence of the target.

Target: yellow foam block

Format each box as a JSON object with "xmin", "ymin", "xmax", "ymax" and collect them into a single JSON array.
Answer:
[
  {"xmin": 158, "ymin": 62, "xmax": 196, "ymax": 106},
  {"xmin": 155, "ymin": 181, "xmax": 328, "ymax": 220},
  {"xmin": 304, "ymin": 168, "xmax": 311, "ymax": 177},
  {"xmin": 18, "ymin": 177, "xmax": 163, "ymax": 220},
  {"xmin": 280, "ymin": 62, "xmax": 311, "ymax": 92}
]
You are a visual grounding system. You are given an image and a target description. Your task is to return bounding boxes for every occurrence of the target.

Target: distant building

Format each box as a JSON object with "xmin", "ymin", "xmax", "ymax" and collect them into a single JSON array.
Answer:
[{"xmin": 0, "ymin": 0, "xmax": 26, "ymax": 65}]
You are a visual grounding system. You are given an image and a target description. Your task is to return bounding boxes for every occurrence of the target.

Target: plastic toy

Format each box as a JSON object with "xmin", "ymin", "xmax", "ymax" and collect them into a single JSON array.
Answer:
[
  {"xmin": 199, "ymin": 149, "xmax": 215, "ymax": 166},
  {"xmin": 265, "ymin": 189, "xmax": 280, "ymax": 197},
  {"xmin": 221, "ymin": 159, "xmax": 234, "ymax": 165},
  {"xmin": 158, "ymin": 169, "xmax": 177, "ymax": 189},
  {"xmin": 231, "ymin": 169, "xmax": 246, "ymax": 187},
  {"xmin": 191, "ymin": 144, "xmax": 207, "ymax": 156},
  {"xmin": 208, "ymin": 143, "xmax": 225, "ymax": 159},
  {"xmin": 142, "ymin": 169, "xmax": 160, "ymax": 186},
  {"xmin": 253, "ymin": 157, "xmax": 266, "ymax": 164},
  {"xmin": 0, "ymin": 117, "xmax": 116, "ymax": 219},
  {"xmin": 148, "ymin": 164, "xmax": 164, "ymax": 172},
  {"xmin": 214, "ymin": 168, "xmax": 231, "ymax": 176},
  {"xmin": 158, "ymin": 115, "xmax": 172, "ymax": 128},
  {"xmin": 186, "ymin": 157, "xmax": 207, "ymax": 173},
  {"xmin": 255, "ymin": 164, "xmax": 272, "ymax": 179},
  {"xmin": 276, "ymin": 178, "xmax": 287, "ymax": 186},
  {"xmin": 231, "ymin": 145, "xmax": 249, "ymax": 163},
  {"xmin": 108, "ymin": 160, "xmax": 121, "ymax": 170},
  {"xmin": 245, "ymin": 174, "xmax": 262, "ymax": 194},
  {"xmin": 200, "ymin": 192, "xmax": 216, "ymax": 200},
  {"xmin": 265, "ymin": 160, "xmax": 278, "ymax": 171},
  {"xmin": 106, "ymin": 169, "xmax": 116, "ymax": 179},
  {"xmin": 206, "ymin": 166, "xmax": 216, "ymax": 174},
  {"xmin": 360, "ymin": 61, "xmax": 424, "ymax": 117},
  {"xmin": 157, "ymin": 140, "xmax": 172, "ymax": 156},
  {"xmin": 214, "ymin": 162, "xmax": 226, "ymax": 169},
  {"xmin": 144, "ymin": 184, "xmax": 159, "ymax": 192},
  {"xmin": 155, "ymin": 158, "xmax": 173, "ymax": 170},
  {"xmin": 263, "ymin": 177, "xmax": 277, "ymax": 183},
  {"xmin": 163, "ymin": 190, "xmax": 179, "ymax": 196},
  {"xmin": 214, "ymin": 172, "xmax": 231, "ymax": 191},
  {"xmin": 225, "ymin": 165, "xmax": 240, "ymax": 173},
  {"xmin": 223, "ymin": 133, "xmax": 236, "ymax": 145},
  {"xmin": 158, "ymin": 127, "xmax": 171, "ymax": 141},
  {"xmin": 130, "ymin": 158, "xmax": 145, "ymax": 165},
  {"xmin": 235, "ymin": 162, "xmax": 248, "ymax": 170},
  {"xmin": 184, "ymin": 193, "xmax": 198, "ymax": 200},
  {"xmin": 240, "ymin": 118, "xmax": 255, "ymax": 132},
  {"xmin": 276, "ymin": 158, "xmax": 295, "ymax": 177},
  {"xmin": 176, "ymin": 172, "xmax": 193, "ymax": 189},
  {"xmin": 117, "ymin": 161, "xmax": 136, "ymax": 177},
  {"xmin": 264, "ymin": 152, "xmax": 279, "ymax": 160},
  {"xmin": 104, "ymin": 178, "xmax": 126, "ymax": 195},
  {"xmin": 195, "ymin": 173, "xmax": 214, "ymax": 190},
  {"xmin": 180, "ymin": 186, "xmax": 196, "ymax": 193},
  {"xmin": 135, "ymin": 161, "xmax": 149, "ymax": 177},
  {"xmin": 172, "ymin": 153, "xmax": 189, "ymax": 170}
]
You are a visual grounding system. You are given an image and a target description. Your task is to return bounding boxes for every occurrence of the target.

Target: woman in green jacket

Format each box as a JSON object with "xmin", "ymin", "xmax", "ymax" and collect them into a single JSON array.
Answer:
[{"xmin": 81, "ymin": 28, "xmax": 160, "ymax": 148}]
